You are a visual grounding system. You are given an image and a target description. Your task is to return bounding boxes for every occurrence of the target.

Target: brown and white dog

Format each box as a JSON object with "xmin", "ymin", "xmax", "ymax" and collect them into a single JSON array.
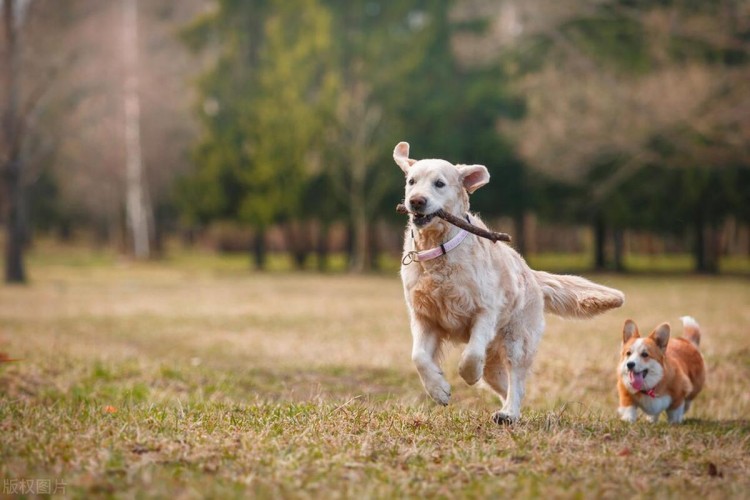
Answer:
[
  {"xmin": 394, "ymin": 141, "xmax": 625, "ymax": 424},
  {"xmin": 617, "ymin": 316, "xmax": 706, "ymax": 424}
]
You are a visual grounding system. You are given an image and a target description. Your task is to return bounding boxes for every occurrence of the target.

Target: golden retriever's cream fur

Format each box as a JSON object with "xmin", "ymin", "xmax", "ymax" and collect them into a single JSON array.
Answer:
[{"xmin": 394, "ymin": 141, "xmax": 624, "ymax": 423}]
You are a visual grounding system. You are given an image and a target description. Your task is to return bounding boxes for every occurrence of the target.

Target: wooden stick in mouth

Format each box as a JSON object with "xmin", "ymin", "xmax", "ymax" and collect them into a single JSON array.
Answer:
[{"xmin": 396, "ymin": 203, "xmax": 512, "ymax": 243}]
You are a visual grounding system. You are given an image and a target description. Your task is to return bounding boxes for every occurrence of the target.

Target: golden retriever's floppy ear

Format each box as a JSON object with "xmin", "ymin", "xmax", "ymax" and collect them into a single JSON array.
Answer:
[
  {"xmin": 622, "ymin": 319, "xmax": 639, "ymax": 344},
  {"xmin": 649, "ymin": 323, "xmax": 670, "ymax": 352},
  {"xmin": 393, "ymin": 142, "xmax": 416, "ymax": 174},
  {"xmin": 457, "ymin": 164, "xmax": 490, "ymax": 194}
]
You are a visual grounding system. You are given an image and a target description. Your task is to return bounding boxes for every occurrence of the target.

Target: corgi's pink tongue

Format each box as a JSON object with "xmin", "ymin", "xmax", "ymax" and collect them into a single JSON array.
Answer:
[{"xmin": 629, "ymin": 371, "xmax": 644, "ymax": 390}]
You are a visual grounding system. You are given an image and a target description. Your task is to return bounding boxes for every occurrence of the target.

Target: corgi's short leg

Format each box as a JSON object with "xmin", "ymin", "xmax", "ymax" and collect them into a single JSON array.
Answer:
[
  {"xmin": 667, "ymin": 402, "xmax": 686, "ymax": 424},
  {"xmin": 647, "ymin": 413, "xmax": 660, "ymax": 423},
  {"xmin": 618, "ymin": 406, "xmax": 637, "ymax": 423}
]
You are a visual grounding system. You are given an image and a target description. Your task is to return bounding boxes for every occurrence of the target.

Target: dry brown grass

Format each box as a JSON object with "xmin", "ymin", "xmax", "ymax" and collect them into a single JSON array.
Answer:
[{"xmin": 1, "ymin": 257, "xmax": 749, "ymax": 498}]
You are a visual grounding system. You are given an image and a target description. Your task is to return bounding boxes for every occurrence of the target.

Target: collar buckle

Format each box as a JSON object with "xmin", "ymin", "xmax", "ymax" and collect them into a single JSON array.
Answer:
[{"xmin": 402, "ymin": 251, "xmax": 418, "ymax": 266}]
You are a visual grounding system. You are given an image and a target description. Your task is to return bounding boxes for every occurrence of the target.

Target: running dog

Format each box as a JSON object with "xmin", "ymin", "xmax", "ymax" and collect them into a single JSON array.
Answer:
[
  {"xmin": 394, "ymin": 141, "xmax": 624, "ymax": 424},
  {"xmin": 617, "ymin": 316, "xmax": 705, "ymax": 424}
]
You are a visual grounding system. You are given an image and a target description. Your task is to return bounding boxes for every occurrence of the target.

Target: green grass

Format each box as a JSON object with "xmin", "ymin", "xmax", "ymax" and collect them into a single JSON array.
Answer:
[
  {"xmin": 1, "ymin": 250, "xmax": 749, "ymax": 498},
  {"xmin": 528, "ymin": 252, "xmax": 750, "ymax": 274},
  {"xmin": 26, "ymin": 236, "xmax": 750, "ymax": 276}
]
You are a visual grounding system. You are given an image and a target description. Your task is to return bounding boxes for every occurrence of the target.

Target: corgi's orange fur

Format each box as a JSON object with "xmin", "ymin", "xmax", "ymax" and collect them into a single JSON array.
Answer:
[{"xmin": 617, "ymin": 316, "xmax": 705, "ymax": 424}]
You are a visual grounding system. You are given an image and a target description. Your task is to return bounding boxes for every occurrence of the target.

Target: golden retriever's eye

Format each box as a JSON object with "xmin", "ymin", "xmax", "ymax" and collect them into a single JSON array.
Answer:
[
  {"xmin": 408, "ymin": 178, "xmax": 415, "ymax": 186},
  {"xmin": 434, "ymin": 180, "xmax": 445, "ymax": 188},
  {"xmin": 641, "ymin": 352, "xmax": 649, "ymax": 358}
]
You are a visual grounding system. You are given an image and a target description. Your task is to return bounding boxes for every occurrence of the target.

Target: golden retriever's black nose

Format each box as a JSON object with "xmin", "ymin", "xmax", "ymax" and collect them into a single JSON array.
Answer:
[{"xmin": 409, "ymin": 196, "xmax": 427, "ymax": 212}]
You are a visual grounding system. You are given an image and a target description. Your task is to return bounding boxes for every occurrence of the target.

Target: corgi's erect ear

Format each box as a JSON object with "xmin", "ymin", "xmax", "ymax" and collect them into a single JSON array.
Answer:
[
  {"xmin": 622, "ymin": 319, "xmax": 639, "ymax": 344},
  {"xmin": 457, "ymin": 164, "xmax": 490, "ymax": 194},
  {"xmin": 649, "ymin": 323, "xmax": 670, "ymax": 351},
  {"xmin": 394, "ymin": 142, "xmax": 416, "ymax": 174}
]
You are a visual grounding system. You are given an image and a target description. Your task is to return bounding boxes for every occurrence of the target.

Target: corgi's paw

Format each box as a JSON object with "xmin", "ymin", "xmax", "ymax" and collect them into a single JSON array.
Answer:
[
  {"xmin": 618, "ymin": 405, "xmax": 637, "ymax": 423},
  {"xmin": 667, "ymin": 403, "xmax": 685, "ymax": 424}
]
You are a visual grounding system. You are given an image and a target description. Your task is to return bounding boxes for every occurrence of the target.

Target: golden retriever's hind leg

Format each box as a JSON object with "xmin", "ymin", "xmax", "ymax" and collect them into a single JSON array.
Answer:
[
  {"xmin": 458, "ymin": 314, "xmax": 495, "ymax": 386},
  {"xmin": 492, "ymin": 315, "xmax": 543, "ymax": 425},
  {"xmin": 482, "ymin": 360, "xmax": 508, "ymax": 402},
  {"xmin": 492, "ymin": 362, "xmax": 529, "ymax": 425}
]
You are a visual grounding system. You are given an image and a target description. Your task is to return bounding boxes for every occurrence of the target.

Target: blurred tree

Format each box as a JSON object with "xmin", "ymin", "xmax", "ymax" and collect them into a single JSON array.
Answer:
[
  {"xmin": 1, "ymin": 0, "xmax": 27, "ymax": 282},
  {"xmin": 321, "ymin": 0, "xmax": 530, "ymax": 267},
  {"xmin": 180, "ymin": 0, "xmax": 337, "ymax": 269},
  {"xmin": 1, "ymin": 0, "xmax": 81, "ymax": 281},
  {"xmin": 498, "ymin": 0, "xmax": 750, "ymax": 271},
  {"xmin": 25, "ymin": 0, "xmax": 206, "ymax": 255},
  {"xmin": 319, "ymin": 1, "xmax": 451, "ymax": 271},
  {"xmin": 122, "ymin": 0, "xmax": 153, "ymax": 259},
  {"xmin": 401, "ymin": 3, "xmax": 534, "ymax": 255}
]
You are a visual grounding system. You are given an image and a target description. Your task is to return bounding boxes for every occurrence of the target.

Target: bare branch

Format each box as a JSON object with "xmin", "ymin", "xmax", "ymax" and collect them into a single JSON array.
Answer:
[{"xmin": 396, "ymin": 204, "xmax": 512, "ymax": 243}]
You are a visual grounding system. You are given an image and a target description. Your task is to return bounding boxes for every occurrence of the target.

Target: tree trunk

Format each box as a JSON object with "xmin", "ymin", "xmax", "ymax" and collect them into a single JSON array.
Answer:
[
  {"xmin": 253, "ymin": 227, "xmax": 267, "ymax": 270},
  {"xmin": 122, "ymin": 0, "xmax": 152, "ymax": 259},
  {"xmin": 285, "ymin": 221, "xmax": 308, "ymax": 270},
  {"xmin": 349, "ymin": 156, "xmax": 369, "ymax": 273},
  {"xmin": 2, "ymin": 0, "xmax": 26, "ymax": 283},
  {"xmin": 316, "ymin": 222, "xmax": 329, "ymax": 272},
  {"xmin": 709, "ymin": 226, "xmax": 721, "ymax": 274},
  {"xmin": 367, "ymin": 219, "xmax": 379, "ymax": 271},
  {"xmin": 4, "ymin": 163, "xmax": 26, "ymax": 283},
  {"xmin": 613, "ymin": 228, "xmax": 625, "ymax": 272},
  {"xmin": 349, "ymin": 206, "xmax": 368, "ymax": 273},
  {"xmin": 593, "ymin": 214, "xmax": 607, "ymax": 271},
  {"xmin": 513, "ymin": 212, "xmax": 527, "ymax": 256},
  {"xmin": 345, "ymin": 221, "xmax": 354, "ymax": 270},
  {"xmin": 697, "ymin": 223, "xmax": 720, "ymax": 274}
]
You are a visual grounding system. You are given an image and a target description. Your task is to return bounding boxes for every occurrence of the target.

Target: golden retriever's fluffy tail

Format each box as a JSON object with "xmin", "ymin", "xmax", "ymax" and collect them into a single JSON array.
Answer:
[{"xmin": 533, "ymin": 271, "xmax": 624, "ymax": 318}]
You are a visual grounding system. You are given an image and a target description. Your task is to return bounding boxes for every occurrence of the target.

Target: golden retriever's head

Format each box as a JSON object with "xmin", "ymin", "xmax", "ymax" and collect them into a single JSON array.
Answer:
[{"xmin": 393, "ymin": 142, "xmax": 489, "ymax": 228}]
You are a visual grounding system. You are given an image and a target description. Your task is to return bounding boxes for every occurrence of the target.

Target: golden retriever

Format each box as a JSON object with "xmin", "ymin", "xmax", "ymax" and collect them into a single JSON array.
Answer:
[{"xmin": 394, "ymin": 141, "xmax": 624, "ymax": 424}]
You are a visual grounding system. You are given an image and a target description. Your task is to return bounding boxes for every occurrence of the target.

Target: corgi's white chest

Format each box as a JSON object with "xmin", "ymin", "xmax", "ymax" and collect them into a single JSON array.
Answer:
[{"xmin": 637, "ymin": 394, "xmax": 672, "ymax": 415}]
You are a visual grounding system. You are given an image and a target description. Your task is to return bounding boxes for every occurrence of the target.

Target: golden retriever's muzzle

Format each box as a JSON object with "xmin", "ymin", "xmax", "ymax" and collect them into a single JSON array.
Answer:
[{"xmin": 408, "ymin": 196, "xmax": 438, "ymax": 227}]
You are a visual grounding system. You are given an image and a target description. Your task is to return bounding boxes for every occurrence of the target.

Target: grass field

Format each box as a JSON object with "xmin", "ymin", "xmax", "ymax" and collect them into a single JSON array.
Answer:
[{"xmin": 1, "ymin": 251, "xmax": 749, "ymax": 498}]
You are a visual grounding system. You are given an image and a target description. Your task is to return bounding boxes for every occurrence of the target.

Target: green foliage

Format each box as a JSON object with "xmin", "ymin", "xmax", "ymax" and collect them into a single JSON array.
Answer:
[
  {"xmin": 178, "ymin": 0, "xmax": 338, "ymax": 228},
  {"xmin": 173, "ymin": 0, "xmax": 750, "ymax": 271},
  {"xmin": 563, "ymin": 16, "xmax": 651, "ymax": 74},
  {"xmin": 510, "ymin": 0, "xmax": 750, "ymax": 270}
]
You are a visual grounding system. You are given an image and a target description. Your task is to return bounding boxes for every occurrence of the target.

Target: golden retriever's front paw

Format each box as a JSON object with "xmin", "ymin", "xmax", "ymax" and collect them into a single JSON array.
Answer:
[
  {"xmin": 491, "ymin": 411, "xmax": 518, "ymax": 425},
  {"xmin": 458, "ymin": 351, "xmax": 485, "ymax": 386},
  {"xmin": 425, "ymin": 379, "xmax": 451, "ymax": 406}
]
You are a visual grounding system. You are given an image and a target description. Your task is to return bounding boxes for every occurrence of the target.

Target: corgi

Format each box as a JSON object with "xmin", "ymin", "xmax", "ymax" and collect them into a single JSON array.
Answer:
[{"xmin": 617, "ymin": 316, "xmax": 705, "ymax": 423}]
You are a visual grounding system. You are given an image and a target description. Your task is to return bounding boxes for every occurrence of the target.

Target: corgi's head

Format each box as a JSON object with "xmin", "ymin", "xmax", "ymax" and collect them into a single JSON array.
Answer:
[{"xmin": 619, "ymin": 319, "xmax": 670, "ymax": 394}]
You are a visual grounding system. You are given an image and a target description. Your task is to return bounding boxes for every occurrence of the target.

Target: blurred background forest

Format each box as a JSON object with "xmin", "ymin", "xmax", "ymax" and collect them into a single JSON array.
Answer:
[{"xmin": 2, "ymin": 0, "xmax": 749, "ymax": 281}]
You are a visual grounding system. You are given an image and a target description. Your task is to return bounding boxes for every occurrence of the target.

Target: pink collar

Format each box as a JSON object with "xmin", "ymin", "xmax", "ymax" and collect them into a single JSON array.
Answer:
[{"xmin": 402, "ymin": 228, "xmax": 470, "ymax": 265}]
